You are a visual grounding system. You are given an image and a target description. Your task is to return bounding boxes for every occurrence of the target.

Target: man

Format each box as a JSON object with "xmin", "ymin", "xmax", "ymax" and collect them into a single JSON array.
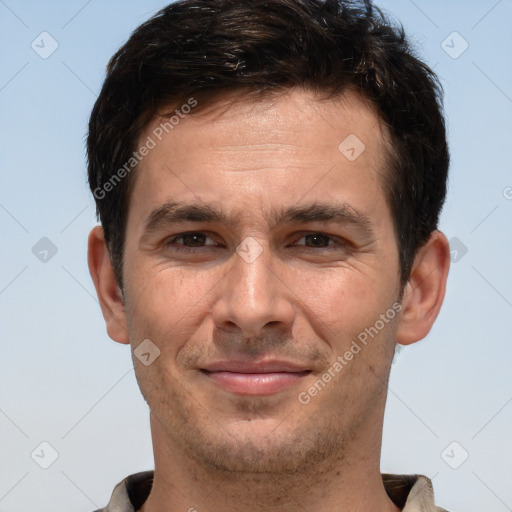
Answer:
[{"xmin": 87, "ymin": 0, "xmax": 452, "ymax": 510}]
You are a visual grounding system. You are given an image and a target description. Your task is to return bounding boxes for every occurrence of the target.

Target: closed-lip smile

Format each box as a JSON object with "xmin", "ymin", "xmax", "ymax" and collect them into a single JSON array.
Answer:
[{"xmin": 200, "ymin": 360, "xmax": 311, "ymax": 395}]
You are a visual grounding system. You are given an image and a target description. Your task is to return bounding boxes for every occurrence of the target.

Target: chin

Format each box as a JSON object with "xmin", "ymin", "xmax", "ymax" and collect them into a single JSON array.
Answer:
[{"xmin": 177, "ymin": 414, "xmax": 346, "ymax": 475}]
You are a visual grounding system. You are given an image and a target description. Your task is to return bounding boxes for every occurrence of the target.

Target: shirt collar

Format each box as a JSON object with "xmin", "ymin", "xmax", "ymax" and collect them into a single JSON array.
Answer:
[{"xmin": 96, "ymin": 471, "xmax": 447, "ymax": 512}]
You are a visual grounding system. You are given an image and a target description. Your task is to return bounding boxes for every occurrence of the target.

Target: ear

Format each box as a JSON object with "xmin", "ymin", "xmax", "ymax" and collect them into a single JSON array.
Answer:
[
  {"xmin": 396, "ymin": 230, "xmax": 450, "ymax": 346},
  {"xmin": 87, "ymin": 225, "xmax": 130, "ymax": 344}
]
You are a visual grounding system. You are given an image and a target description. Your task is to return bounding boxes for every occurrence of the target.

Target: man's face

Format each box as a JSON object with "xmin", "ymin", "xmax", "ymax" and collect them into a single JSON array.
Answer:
[{"xmin": 121, "ymin": 88, "xmax": 402, "ymax": 473}]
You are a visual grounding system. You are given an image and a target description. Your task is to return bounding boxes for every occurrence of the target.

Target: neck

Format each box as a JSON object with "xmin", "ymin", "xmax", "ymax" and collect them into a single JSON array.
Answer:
[{"xmin": 139, "ymin": 410, "xmax": 400, "ymax": 512}]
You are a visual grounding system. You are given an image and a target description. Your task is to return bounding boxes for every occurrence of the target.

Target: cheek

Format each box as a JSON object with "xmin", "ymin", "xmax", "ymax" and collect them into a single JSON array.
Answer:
[
  {"xmin": 291, "ymin": 267, "xmax": 385, "ymax": 342},
  {"xmin": 126, "ymin": 265, "xmax": 215, "ymax": 344},
  {"xmin": 125, "ymin": 251, "xmax": 398, "ymax": 357}
]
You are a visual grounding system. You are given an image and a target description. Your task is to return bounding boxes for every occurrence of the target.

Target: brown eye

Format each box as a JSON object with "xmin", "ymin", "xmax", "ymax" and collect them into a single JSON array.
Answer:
[
  {"xmin": 302, "ymin": 233, "xmax": 332, "ymax": 247},
  {"xmin": 177, "ymin": 233, "xmax": 208, "ymax": 247},
  {"xmin": 295, "ymin": 233, "xmax": 337, "ymax": 248},
  {"xmin": 165, "ymin": 232, "xmax": 217, "ymax": 250}
]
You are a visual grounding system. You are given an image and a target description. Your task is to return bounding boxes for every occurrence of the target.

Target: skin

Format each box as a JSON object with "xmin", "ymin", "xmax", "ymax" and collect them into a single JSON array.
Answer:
[{"xmin": 88, "ymin": 87, "xmax": 450, "ymax": 512}]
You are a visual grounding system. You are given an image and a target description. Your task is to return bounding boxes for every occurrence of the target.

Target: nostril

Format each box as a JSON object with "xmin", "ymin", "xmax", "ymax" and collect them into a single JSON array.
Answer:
[{"xmin": 215, "ymin": 322, "xmax": 240, "ymax": 334}]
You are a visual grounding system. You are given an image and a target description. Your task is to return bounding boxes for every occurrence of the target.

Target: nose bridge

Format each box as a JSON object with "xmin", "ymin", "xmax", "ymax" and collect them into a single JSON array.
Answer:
[
  {"xmin": 212, "ymin": 238, "xmax": 294, "ymax": 336},
  {"xmin": 236, "ymin": 238, "xmax": 273, "ymax": 311}
]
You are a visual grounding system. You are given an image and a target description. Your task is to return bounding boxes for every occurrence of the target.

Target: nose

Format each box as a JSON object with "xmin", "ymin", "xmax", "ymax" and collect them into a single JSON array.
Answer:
[{"xmin": 211, "ymin": 239, "xmax": 296, "ymax": 339}]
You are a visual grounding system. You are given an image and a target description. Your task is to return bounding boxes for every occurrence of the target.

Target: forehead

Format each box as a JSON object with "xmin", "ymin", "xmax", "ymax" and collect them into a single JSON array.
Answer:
[{"xmin": 128, "ymin": 87, "xmax": 390, "ymax": 226}]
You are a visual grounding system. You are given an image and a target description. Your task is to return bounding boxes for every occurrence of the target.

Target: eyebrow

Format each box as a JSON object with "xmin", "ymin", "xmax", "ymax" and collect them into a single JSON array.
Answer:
[{"xmin": 141, "ymin": 200, "xmax": 375, "ymax": 240}]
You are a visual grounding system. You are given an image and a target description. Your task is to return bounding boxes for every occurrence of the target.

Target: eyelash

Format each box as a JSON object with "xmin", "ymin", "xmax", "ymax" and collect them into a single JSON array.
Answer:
[{"xmin": 163, "ymin": 231, "xmax": 346, "ymax": 252}]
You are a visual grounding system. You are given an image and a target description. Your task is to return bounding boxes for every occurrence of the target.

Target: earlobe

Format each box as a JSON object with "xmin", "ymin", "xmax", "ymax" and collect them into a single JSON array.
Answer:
[
  {"xmin": 396, "ymin": 230, "xmax": 450, "ymax": 346},
  {"xmin": 87, "ymin": 226, "xmax": 130, "ymax": 344}
]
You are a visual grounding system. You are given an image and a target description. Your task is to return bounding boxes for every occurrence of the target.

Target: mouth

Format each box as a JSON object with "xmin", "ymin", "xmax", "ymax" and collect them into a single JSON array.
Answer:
[{"xmin": 200, "ymin": 361, "xmax": 311, "ymax": 396}]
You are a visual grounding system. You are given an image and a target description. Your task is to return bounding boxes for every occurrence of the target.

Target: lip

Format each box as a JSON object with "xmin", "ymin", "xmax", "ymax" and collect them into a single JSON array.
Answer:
[{"xmin": 201, "ymin": 360, "xmax": 311, "ymax": 396}]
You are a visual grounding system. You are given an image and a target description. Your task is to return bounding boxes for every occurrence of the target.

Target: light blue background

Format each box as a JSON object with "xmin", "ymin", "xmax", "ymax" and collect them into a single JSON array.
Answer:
[{"xmin": 1, "ymin": 1, "xmax": 511, "ymax": 511}]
